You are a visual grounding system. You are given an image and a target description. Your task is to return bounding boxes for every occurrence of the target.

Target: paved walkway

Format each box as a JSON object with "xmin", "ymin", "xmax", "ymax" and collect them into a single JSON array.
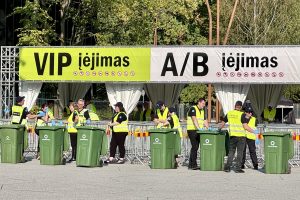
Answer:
[{"xmin": 0, "ymin": 160, "xmax": 300, "ymax": 200}]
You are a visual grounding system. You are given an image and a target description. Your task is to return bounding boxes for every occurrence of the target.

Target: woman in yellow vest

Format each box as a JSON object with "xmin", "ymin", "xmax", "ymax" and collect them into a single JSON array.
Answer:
[
  {"xmin": 263, "ymin": 104, "xmax": 276, "ymax": 122},
  {"xmin": 67, "ymin": 102, "xmax": 79, "ymax": 161},
  {"xmin": 36, "ymin": 103, "xmax": 50, "ymax": 159},
  {"xmin": 163, "ymin": 107, "xmax": 183, "ymax": 167},
  {"xmin": 241, "ymin": 107, "xmax": 259, "ymax": 170},
  {"xmin": 186, "ymin": 98, "xmax": 209, "ymax": 170},
  {"xmin": 105, "ymin": 102, "xmax": 128, "ymax": 164},
  {"xmin": 153, "ymin": 101, "xmax": 169, "ymax": 128}
]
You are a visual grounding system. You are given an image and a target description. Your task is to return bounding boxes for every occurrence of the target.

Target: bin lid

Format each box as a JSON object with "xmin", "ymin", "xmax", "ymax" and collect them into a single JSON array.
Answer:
[
  {"xmin": 263, "ymin": 132, "xmax": 291, "ymax": 137},
  {"xmin": 197, "ymin": 130, "xmax": 223, "ymax": 135},
  {"xmin": 36, "ymin": 126, "xmax": 65, "ymax": 130},
  {"xmin": 0, "ymin": 124, "xmax": 25, "ymax": 129},
  {"xmin": 76, "ymin": 126, "xmax": 104, "ymax": 131},
  {"xmin": 148, "ymin": 128, "xmax": 177, "ymax": 134}
]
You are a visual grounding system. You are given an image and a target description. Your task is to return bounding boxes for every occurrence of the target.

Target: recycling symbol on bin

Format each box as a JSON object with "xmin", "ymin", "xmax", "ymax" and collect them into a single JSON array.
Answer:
[
  {"xmin": 155, "ymin": 138, "xmax": 160, "ymax": 143},
  {"xmin": 270, "ymin": 141, "xmax": 275, "ymax": 146},
  {"xmin": 205, "ymin": 139, "xmax": 210, "ymax": 144},
  {"xmin": 82, "ymin": 134, "xmax": 86, "ymax": 139},
  {"xmin": 6, "ymin": 136, "xmax": 10, "ymax": 140},
  {"xmin": 44, "ymin": 135, "xmax": 48, "ymax": 139}
]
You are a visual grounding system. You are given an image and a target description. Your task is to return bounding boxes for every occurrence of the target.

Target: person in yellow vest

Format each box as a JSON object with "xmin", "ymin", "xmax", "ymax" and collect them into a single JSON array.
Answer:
[
  {"xmin": 142, "ymin": 101, "xmax": 154, "ymax": 121},
  {"xmin": 163, "ymin": 107, "xmax": 183, "ymax": 166},
  {"xmin": 85, "ymin": 99, "xmax": 97, "ymax": 114},
  {"xmin": 77, "ymin": 99, "xmax": 91, "ymax": 125},
  {"xmin": 220, "ymin": 101, "xmax": 246, "ymax": 173},
  {"xmin": 47, "ymin": 100, "xmax": 55, "ymax": 120},
  {"xmin": 263, "ymin": 104, "xmax": 276, "ymax": 122},
  {"xmin": 105, "ymin": 102, "xmax": 128, "ymax": 164},
  {"xmin": 241, "ymin": 107, "xmax": 259, "ymax": 170},
  {"xmin": 153, "ymin": 101, "xmax": 169, "ymax": 128},
  {"xmin": 132, "ymin": 102, "xmax": 143, "ymax": 121},
  {"xmin": 36, "ymin": 103, "xmax": 50, "ymax": 159},
  {"xmin": 63, "ymin": 100, "xmax": 73, "ymax": 118},
  {"xmin": 186, "ymin": 98, "xmax": 209, "ymax": 170},
  {"xmin": 67, "ymin": 102, "xmax": 79, "ymax": 161},
  {"xmin": 11, "ymin": 96, "xmax": 30, "ymax": 125}
]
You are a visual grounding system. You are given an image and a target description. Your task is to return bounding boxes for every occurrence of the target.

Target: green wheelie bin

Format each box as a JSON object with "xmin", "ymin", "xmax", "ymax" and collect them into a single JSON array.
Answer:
[
  {"xmin": 198, "ymin": 129, "xmax": 226, "ymax": 171},
  {"xmin": 263, "ymin": 132, "xmax": 293, "ymax": 174},
  {"xmin": 37, "ymin": 126, "xmax": 66, "ymax": 165},
  {"xmin": 76, "ymin": 126, "xmax": 105, "ymax": 167},
  {"xmin": 0, "ymin": 124, "xmax": 25, "ymax": 163},
  {"xmin": 149, "ymin": 128, "xmax": 177, "ymax": 169}
]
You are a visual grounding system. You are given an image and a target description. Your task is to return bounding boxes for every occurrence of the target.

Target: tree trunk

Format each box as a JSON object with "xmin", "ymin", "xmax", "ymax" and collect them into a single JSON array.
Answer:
[{"xmin": 223, "ymin": 0, "xmax": 239, "ymax": 45}]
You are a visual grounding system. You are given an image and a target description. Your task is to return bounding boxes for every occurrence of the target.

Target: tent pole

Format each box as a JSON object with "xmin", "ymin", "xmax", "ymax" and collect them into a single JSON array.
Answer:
[{"xmin": 208, "ymin": 84, "xmax": 212, "ymax": 123}]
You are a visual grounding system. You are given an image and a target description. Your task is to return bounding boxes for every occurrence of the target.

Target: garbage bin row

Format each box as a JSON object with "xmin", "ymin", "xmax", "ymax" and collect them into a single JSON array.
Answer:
[{"xmin": 0, "ymin": 122, "xmax": 299, "ymax": 174}]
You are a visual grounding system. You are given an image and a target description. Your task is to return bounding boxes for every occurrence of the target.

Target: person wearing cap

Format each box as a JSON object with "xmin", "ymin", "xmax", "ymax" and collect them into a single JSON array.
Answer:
[
  {"xmin": 163, "ymin": 107, "xmax": 183, "ymax": 166},
  {"xmin": 263, "ymin": 104, "xmax": 276, "ymax": 122},
  {"xmin": 77, "ymin": 99, "xmax": 91, "ymax": 125},
  {"xmin": 142, "ymin": 101, "xmax": 154, "ymax": 121},
  {"xmin": 67, "ymin": 102, "xmax": 79, "ymax": 161},
  {"xmin": 220, "ymin": 100, "xmax": 246, "ymax": 173},
  {"xmin": 105, "ymin": 102, "xmax": 129, "ymax": 164},
  {"xmin": 241, "ymin": 107, "xmax": 259, "ymax": 170},
  {"xmin": 186, "ymin": 98, "xmax": 209, "ymax": 170},
  {"xmin": 11, "ymin": 96, "xmax": 30, "ymax": 125},
  {"xmin": 154, "ymin": 101, "xmax": 169, "ymax": 128}
]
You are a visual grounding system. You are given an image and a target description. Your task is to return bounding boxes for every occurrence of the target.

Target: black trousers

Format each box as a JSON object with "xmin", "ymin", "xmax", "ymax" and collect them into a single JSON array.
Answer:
[
  {"xmin": 110, "ymin": 131, "xmax": 128, "ymax": 158},
  {"xmin": 35, "ymin": 129, "xmax": 40, "ymax": 152},
  {"xmin": 69, "ymin": 133, "xmax": 77, "ymax": 159},
  {"xmin": 187, "ymin": 130, "xmax": 200, "ymax": 168},
  {"xmin": 242, "ymin": 138, "xmax": 258, "ymax": 167},
  {"xmin": 225, "ymin": 136, "xmax": 246, "ymax": 170}
]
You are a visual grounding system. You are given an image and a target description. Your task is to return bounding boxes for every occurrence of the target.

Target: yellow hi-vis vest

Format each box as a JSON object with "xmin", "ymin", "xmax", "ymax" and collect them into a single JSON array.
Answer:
[
  {"xmin": 263, "ymin": 108, "xmax": 276, "ymax": 121},
  {"xmin": 67, "ymin": 111, "xmax": 78, "ymax": 133},
  {"xmin": 156, "ymin": 107, "xmax": 169, "ymax": 128},
  {"xmin": 77, "ymin": 109, "xmax": 88, "ymax": 126},
  {"xmin": 171, "ymin": 114, "xmax": 183, "ymax": 137},
  {"xmin": 246, "ymin": 116, "xmax": 256, "ymax": 140},
  {"xmin": 113, "ymin": 112, "xmax": 129, "ymax": 132},
  {"xmin": 187, "ymin": 106, "xmax": 204, "ymax": 130},
  {"xmin": 48, "ymin": 108, "xmax": 55, "ymax": 120},
  {"xmin": 227, "ymin": 110, "xmax": 245, "ymax": 137},
  {"xmin": 144, "ymin": 109, "xmax": 152, "ymax": 121},
  {"xmin": 65, "ymin": 106, "xmax": 71, "ymax": 115},
  {"xmin": 11, "ymin": 105, "xmax": 27, "ymax": 124},
  {"xmin": 89, "ymin": 112, "xmax": 100, "ymax": 121}
]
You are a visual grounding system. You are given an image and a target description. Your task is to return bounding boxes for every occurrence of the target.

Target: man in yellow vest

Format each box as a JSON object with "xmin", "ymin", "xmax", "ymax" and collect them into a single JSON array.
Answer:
[
  {"xmin": 47, "ymin": 100, "xmax": 55, "ymax": 120},
  {"xmin": 263, "ymin": 104, "xmax": 276, "ymax": 122},
  {"xmin": 63, "ymin": 100, "xmax": 73, "ymax": 118},
  {"xmin": 153, "ymin": 101, "xmax": 169, "ymax": 128},
  {"xmin": 77, "ymin": 99, "xmax": 91, "ymax": 125},
  {"xmin": 220, "ymin": 100, "xmax": 246, "ymax": 173},
  {"xmin": 186, "ymin": 98, "xmax": 209, "ymax": 170},
  {"xmin": 142, "ymin": 101, "xmax": 154, "ymax": 121},
  {"xmin": 241, "ymin": 107, "xmax": 259, "ymax": 170}
]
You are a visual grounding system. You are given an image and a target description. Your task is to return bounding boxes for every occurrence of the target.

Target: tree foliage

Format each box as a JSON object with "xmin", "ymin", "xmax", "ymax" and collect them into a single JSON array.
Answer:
[
  {"xmin": 283, "ymin": 85, "xmax": 300, "ymax": 103},
  {"xmin": 180, "ymin": 84, "xmax": 216, "ymax": 104}
]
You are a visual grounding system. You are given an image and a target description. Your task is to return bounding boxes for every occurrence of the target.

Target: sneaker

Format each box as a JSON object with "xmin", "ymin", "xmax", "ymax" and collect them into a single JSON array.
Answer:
[
  {"xmin": 116, "ymin": 159, "xmax": 125, "ymax": 164},
  {"xmin": 253, "ymin": 165, "xmax": 258, "ymax": 170},
  {"xmin": 224, "ymin": 167, "xmax": 231, "ymax": 172},
  {"xmin": 104, "ymin": 158, "xmax": 117, "ymax": 164},
  {"xmin": 241, "ymin": 165, "xmax": 245, "ymax": 169},
  {"xmin": 188, "ymin": 166, "xmax": 200, "ymax": 170},
  {"xmin": 235, "ymin": 169, "xmax": 245, "ymax": 173}
]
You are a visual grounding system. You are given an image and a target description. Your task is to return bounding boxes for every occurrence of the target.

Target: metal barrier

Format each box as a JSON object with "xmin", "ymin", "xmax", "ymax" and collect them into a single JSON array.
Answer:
[{"xmin": 1, "ymin": 118, "xmax": 300, "ymax": 167}]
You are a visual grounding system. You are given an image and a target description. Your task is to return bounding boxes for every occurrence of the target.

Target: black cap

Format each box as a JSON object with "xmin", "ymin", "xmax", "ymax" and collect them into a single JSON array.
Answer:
[
  {"xmin": 169, "ymin": 107, "xmax": 176, "ymax": 113},
  {"xmin": 16, "ymin": 96, "xmax": 25, "ymax": 103},
  {"xmin": 235, "ymin": 101, "xmax": 243, "ymax": 107},
  {"xmin": 114, "ymin": 102, "xmax": 123, "ymax": 107},
  {"xmin": 156, "ymin": 101, "xmax": 164, "ymax": 109},
  {"xmin": 244, "ymin": 107, "xmax": 253, "ymax": 114}
]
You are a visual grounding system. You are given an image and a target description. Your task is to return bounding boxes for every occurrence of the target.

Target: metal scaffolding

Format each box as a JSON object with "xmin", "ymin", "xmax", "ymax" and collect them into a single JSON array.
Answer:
[{"xmin": 0, "ymin": 46, "xmax": 19, "ymax": 119}]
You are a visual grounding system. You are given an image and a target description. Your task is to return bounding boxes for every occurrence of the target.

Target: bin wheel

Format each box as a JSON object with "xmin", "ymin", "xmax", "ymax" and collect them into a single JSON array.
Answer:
[{"xmin": 62, "ymin": 158, "xmax": 66, "ymax": 165}]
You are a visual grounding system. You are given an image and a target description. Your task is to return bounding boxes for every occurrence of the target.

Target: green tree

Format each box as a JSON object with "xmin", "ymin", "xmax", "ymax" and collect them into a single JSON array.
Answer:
[
  {"xmin": 283, "ymin": 85, "xmax": 300, "ymax": 103},
  {"xmin": 180, "ymin": 84, "xmax": 216, "ymax": 104}
]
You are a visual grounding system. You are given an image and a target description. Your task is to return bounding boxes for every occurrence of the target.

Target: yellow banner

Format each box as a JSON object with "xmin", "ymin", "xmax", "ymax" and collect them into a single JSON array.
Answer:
[{"xmin": 19, "ymin": 47, "xmax": 150, "ymax": 82}]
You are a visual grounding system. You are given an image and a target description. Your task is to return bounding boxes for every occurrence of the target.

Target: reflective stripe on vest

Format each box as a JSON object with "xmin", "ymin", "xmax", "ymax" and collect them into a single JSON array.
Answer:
[
  {"xmin": 67, "ymin": 111, "xmax": 78, "ymax": 133},
  {"xmin": 11, "ymin": 105, "xmax": 26, "ymax": 124},
  {"xmin": 227, "ymin": 110, "xmax": 245, "ymax": 137},
  {"xmin": 113, "ymin": 112, "xmax": 129, "ymax": 132},
  {"xmin": 187, "ymin": 105, "xmax": 204, "ymax": 130},
  {"xmin": 144, "ymin": 109, "xmax": 152, "ymax": 121},
  {"xmin": 263, "ymin": 108, "xmax": 276, "ymax": 121},
  {"xmin": 171, "ymin": 114, "xmax": 183, "ymax": 137},
  {"xmin": 78, "ymin": 109, "xmax": 88, "ymax": 126},
  {"xmin": 246, "ymin": 116, "xmax": 256, "ymax": 140}
]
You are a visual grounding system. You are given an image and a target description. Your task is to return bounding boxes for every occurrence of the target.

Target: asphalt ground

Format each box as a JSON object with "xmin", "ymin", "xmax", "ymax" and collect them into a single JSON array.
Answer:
[{"xmin": 1, "ymin": 159, "xmax": 300, "ymax": 200}]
